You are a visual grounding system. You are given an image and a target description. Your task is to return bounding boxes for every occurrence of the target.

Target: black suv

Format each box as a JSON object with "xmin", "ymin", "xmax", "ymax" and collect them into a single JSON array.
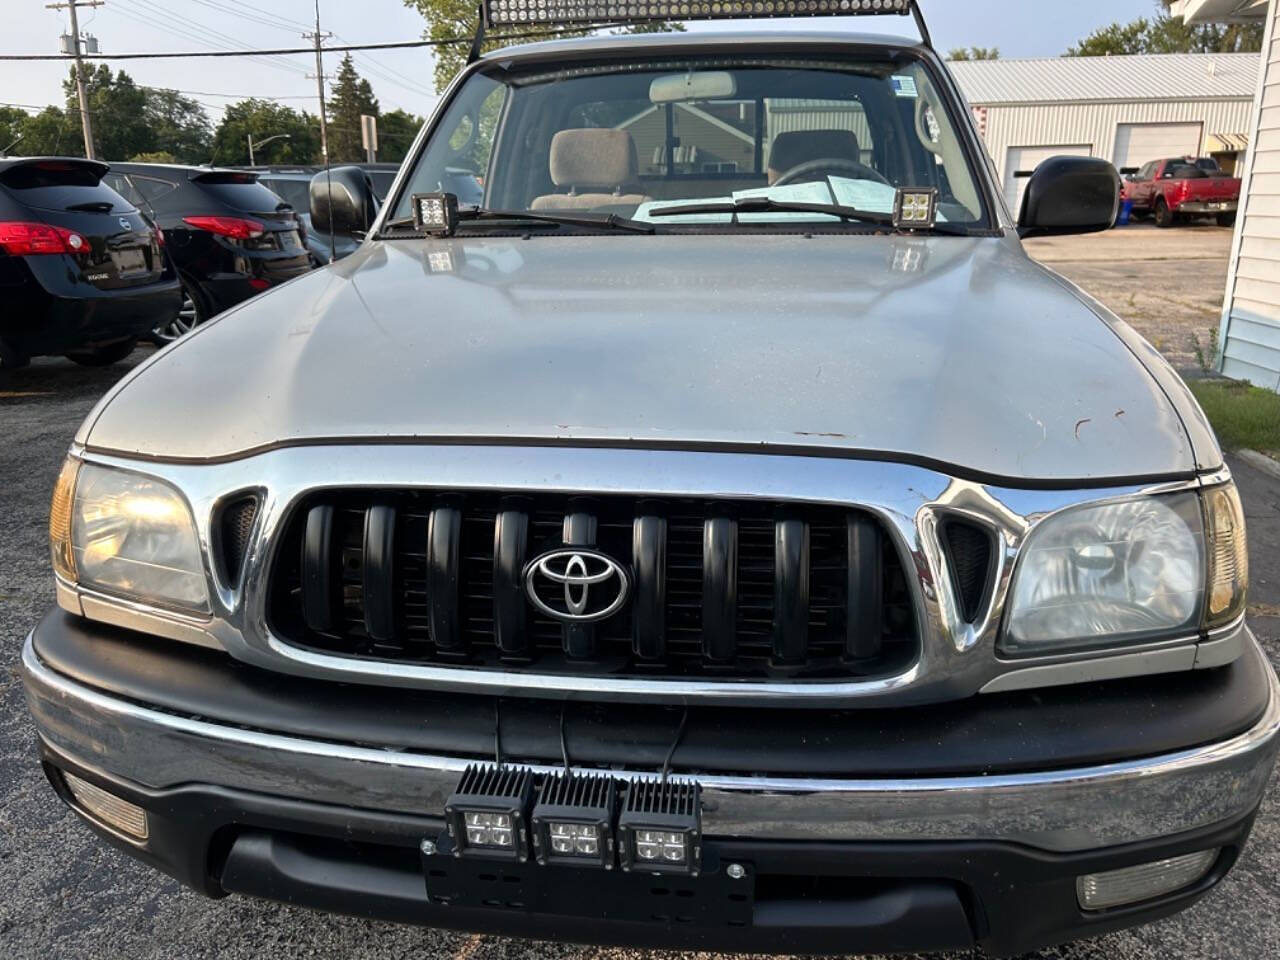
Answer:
[
  {"xmin": 0, "ymin": 157, "xmax": 180, "ymax": 367},
  {"xmin": 103, "ymin": 163, "xmax": 312, "ymax": 341},
  {"xmin": 247, "ymin": 166, "xmax": 360, "ymax": 265}
]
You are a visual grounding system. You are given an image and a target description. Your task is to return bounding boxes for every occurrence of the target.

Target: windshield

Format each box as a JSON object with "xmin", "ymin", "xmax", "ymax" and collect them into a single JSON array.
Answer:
[
  {"xmin": 260, "ymin": 177, "xmax": 311, "ymax": 212},
  {"xmin": 392, "ymin": 54, "xmax": 989, "ymax": 230}
]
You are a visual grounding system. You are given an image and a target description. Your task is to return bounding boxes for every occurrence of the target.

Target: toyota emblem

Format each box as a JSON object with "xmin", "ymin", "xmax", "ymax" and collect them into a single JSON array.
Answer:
[{"xmin": 523, "ymin": 548, "xmax": 630, "ymax": 623}]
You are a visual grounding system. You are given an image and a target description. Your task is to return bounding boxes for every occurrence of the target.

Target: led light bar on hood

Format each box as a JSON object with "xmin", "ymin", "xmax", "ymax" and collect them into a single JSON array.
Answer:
[{"xmin": 483, "ymin": 0, "xmax": 912, "ymax": 27}]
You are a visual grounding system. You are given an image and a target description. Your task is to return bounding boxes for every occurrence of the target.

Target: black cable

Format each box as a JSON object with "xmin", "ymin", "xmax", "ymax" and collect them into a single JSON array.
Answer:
[
  {"xmin": 493, "ymin": 699, "xmax": 502, "ymax": 766},
  {"xmin": 0, "ymin": 23, "xmax": 650, "ymax": 61},
  {"xmin": 660, "ymin": 707, "xmax": 689, "ymax": 785},
  {"xmin": 559, "ymin": 702, "xmax": 571, "ymax": 775}
]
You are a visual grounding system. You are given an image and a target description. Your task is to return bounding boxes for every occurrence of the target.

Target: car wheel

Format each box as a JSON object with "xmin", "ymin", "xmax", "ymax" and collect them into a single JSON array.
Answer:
[
  {"xmin": 151, "ymin": 278, "xmax": 207, "ymax": 345},
  {"xmin": 1217, "ymin": 212, "xmax": 1237, "ymax": 228},
  {"xmin": 65, "ymin": 339, "xmax": 137, "ymax": 367},
  {"xmin": 1154, "ymin": 198, "xmax": 1173, "ymax": 228}
]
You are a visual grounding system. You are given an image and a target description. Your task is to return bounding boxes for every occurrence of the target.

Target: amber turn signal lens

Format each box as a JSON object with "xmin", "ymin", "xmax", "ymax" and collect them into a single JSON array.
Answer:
[
  {"xmin": 1203, "ymin": 483, "xmax": 1248, "ymax": 627},
  {"xmin": 49, "ymin": 457, "xmax": 79, "ymax": 582}
]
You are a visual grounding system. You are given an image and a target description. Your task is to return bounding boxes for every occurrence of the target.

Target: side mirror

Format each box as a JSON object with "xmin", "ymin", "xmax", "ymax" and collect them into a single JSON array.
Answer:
[
  {"xmin": 309, "ymin": 166, "xmax": 376, "ymax": 236},
  {"xmin": 1017, "ymin": 156, "xmax": 1119, "ymax": 238}
]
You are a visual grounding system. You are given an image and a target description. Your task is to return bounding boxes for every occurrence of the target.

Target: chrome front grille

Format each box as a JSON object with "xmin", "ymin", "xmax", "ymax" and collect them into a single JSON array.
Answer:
[{"xmin": 267, "ymin": 491, "xmax": 919, "ymax": 681}]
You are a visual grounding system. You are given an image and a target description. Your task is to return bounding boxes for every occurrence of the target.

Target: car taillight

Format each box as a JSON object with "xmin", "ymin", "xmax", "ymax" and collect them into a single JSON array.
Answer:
[
  {"xmin": 0, "ymin": 221, "xmax": 86, "ymax": 256},
  {"xmin": 182, "ymin": 216, "xmax": 265, "ymax": 240},
  {"xmin": 154, "ymin": 227, "xmax": 165, "ymax": 247}
]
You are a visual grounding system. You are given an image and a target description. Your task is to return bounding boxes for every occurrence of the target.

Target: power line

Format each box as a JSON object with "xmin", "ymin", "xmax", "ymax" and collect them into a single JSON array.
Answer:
[
  {"xmin": 111, "ymin": 0, "xmax": 310, "ymax": 77},
  {"xmin": 0, "ymin": 23, "xmax": 637, "ymax": 60}
]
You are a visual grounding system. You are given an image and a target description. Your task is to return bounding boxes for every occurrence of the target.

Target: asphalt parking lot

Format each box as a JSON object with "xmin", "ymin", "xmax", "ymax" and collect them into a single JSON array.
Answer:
[{"xmin": 2, "ymin": 227, "xmax": 1279, "ymax": 959}]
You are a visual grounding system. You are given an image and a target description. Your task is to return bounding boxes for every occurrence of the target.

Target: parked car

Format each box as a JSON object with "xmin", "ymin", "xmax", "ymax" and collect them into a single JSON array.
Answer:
[
  {"xmin": 23, "ymin": 11, "xmax": 1276, "ymax": 960},
  {"xmin": 0, "ymin": 157, "xmax": 180, "ymax": 367},
  {"xmin": 244, "ymin": 165, "xmax": 360, "ymax": 264},
  {"xmin": 1123, "ymin": 157, "xmax": 1240, "ymax": 227},
  {"xmin": 103, "ymin": 163, "xmax": 312, "ymax": 342}
]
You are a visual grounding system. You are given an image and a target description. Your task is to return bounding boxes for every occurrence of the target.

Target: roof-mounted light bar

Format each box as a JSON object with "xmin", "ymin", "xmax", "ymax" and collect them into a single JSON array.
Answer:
[{"xmin": 483, "ymin": 0, "xmax": 912, "ymax": 27}]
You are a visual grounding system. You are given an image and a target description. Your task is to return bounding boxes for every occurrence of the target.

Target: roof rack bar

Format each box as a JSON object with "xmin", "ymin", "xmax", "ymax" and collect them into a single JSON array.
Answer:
[{"xmin": 911, "ymin": 0, "xmax": 934, "ymax": 50}]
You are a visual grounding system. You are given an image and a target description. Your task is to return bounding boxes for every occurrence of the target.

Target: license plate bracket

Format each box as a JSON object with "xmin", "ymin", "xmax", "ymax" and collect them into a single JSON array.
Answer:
[
  {"xmin": 111, "ymin": 247, "xmax": 148, "ymax": 275},
  {"xmin": 422, "ymin": 835, "xmax": 753, "ymax": 927}
]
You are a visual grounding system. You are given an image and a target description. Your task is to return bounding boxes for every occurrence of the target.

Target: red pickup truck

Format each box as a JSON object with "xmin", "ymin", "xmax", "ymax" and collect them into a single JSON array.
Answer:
[{"xmin": 1123, "ymin": 157, "xmax": 1240, "ymax": 227}]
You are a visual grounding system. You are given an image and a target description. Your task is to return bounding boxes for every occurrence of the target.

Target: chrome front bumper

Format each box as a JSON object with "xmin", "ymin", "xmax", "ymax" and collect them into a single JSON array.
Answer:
[{"xmin": 22, "ymin": 630, "xmax": 1280, "ymax": 855}]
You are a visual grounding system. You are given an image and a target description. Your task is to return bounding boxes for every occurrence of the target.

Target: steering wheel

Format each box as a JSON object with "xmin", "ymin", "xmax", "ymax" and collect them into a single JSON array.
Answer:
[{"xmin": 772, "ymin": 157, "xmax": 892, "ymax": 188}]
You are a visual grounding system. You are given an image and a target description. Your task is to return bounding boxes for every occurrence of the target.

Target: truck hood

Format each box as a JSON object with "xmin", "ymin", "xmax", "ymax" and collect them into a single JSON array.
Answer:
[{"xmin": 83, "ymin": 233, "xmax": 1197, "ymax": 483}]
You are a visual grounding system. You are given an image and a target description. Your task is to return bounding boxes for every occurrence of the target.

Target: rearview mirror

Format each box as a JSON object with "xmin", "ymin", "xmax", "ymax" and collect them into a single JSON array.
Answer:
[
  {"xmin": 650, "ymin": 71, "xmax": 737, "ymax": 103},
  {"xmin": 1017, "ymin": 156, "xmax": 1119, "ymax": 238},
  {"xmin": 310, "ymin": 165, "xmax": 376, "ymax": 236}
]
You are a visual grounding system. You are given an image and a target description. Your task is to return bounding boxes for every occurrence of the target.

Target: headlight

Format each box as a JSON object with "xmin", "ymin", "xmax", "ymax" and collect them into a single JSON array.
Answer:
[
  {"xmin": 1003, "ymin": 492, "xmax": 1205, "ymax": 655},
  {"xmin": 50, "ymin": 460, "xmax": 209, "ymax": 613}
]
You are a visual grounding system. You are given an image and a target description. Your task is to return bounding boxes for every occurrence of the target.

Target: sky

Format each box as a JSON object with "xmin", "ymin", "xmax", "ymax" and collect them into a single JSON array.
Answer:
[{"xmin": 1, "ymin": 0, "xmax": 1161, "ymax": 131}]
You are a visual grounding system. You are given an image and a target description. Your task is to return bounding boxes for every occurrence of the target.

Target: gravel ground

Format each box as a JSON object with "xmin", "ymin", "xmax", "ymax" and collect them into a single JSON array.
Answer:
[
  {"xmin": 2, "ymin": 235, "xmax": 1278, "ymax": 958},
  {"xmin": 1025, "ymin": 222, "xmax": 1234, "ymax": 373}
]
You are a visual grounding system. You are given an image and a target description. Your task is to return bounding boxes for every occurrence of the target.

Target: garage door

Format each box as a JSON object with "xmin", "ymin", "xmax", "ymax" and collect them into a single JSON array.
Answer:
[
  {"xmin": 1113, "ymin": 122, "xmax": 1203, "ymax": 172},
  {"xmin": 1004, "ymin": 144, "xmax": 1092, "ymax": 216}
]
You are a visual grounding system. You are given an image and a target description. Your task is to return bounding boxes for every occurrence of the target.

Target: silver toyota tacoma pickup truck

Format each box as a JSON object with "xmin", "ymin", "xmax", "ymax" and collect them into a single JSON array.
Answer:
[{"xmin": 22, "ymin": 2, "xmax": 1279, "ymax": 955}]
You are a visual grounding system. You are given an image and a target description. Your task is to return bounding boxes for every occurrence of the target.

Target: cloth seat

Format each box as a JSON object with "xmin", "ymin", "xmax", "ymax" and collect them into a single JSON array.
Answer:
[
  {"xmin": 531, "ymin": 129, "xmax": 651, "ymax": 210},
  {"xmin": 767, "ymin": 129, "xmax": 863, "ymax": 184}
]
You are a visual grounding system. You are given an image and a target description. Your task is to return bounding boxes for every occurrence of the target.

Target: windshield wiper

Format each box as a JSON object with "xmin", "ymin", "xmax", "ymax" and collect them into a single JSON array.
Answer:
[
  {"xmin": 648, "ymin": 196, "xmax": 892, "ymax": 225},
  {"xmin": 646, "ymin": 197, "xmax": 969, "ymax": 234},
  {"xmin": 379, "ymin": 207, "xmax": 654, "ymax": 236}
]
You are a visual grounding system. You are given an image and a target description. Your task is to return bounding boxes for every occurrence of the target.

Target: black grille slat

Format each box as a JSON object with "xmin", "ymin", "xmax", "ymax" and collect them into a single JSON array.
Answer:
[
  {"xmin": 301, "ymin": 504, "xmax": 335, "ymax": 635},
  {"xmin": 773, "ymin": 518, "xmax": 810, "ymax": 664},
  {"xmin": 362, "ymin": 506, "xmax": 397, "ymax": 642},
  {"xmin": 701, "ymin": 516, "xmax": 738, "ymax": 663},
  {"xmin": 845, "ymin": 516, "xmax": 883, "ymax": 660},
  {"xmin": 493, "ymin": 506, "xmax": 530, "ymax": 658},
  {"xmin": 631, "ymin": 511, "xmax": 667, "ymax": 661},
  {"xmin": 428, "ymin": 506, "xmax": 463, "ymax": 653},
  {"xmin": 269, "ymin": 492, "xmax": 918, "ymax": 682}
]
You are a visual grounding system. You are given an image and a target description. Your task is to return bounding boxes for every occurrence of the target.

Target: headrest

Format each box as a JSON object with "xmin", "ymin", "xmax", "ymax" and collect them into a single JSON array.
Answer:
[
  {"xmin": 549, "ymin": 129, "xmax": 639, "ymax": 189},
  {"xmin": 767, "ymin": 130, "xmax": 862, "ymax": 178}
]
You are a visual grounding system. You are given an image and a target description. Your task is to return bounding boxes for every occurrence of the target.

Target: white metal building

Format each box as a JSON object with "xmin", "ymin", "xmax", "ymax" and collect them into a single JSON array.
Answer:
[
  {"xmin": 1173, "ymin": 0, "xmax": 1280, "ymax": 391},
  {"xmin": 949, "ymin": 53, "xmax": 1260, "ymax": 214}
]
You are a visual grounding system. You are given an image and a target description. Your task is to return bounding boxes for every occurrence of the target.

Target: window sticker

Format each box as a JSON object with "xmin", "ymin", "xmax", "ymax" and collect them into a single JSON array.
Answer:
[{"xmin": 891, "ymin": 75, "xmax": 918, "ymax": 98}]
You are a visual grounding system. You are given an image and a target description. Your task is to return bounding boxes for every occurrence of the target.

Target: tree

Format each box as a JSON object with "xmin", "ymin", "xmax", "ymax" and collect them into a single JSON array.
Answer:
[
  {"xmin": 327, "ymin": 54, "xmax": 379, "ymax": 163},
  {"xmin": 143, "ymin": 89, "xmax": 214, "ymax": 164},
  {"xmin": 130, "ymin": 151, "xmax": 177, "ymax": 163},
  {"xmin": 67, "ymin": 65, "xmax": 151, "ymax": 160},
  {"xmin": 948, "ymin": 47, "xmax": 1000, "ymax": 61},
  {"xmin": 376, "ymin": 108, "xmax": 423, "ymax": 163},
  {"xmin": 403, "ymin": 0, "xmax": 682, "ymax": 92},
  {"xmin": 1065, "ymin": 1, "xmax": 1263, "ymax": 56},
  {"xmin": 0, "ymin": 106, "xmax": 29, "ymax": 155},
  {"xmin": 15, "ymin": 107, "xmax": 79, "ymax": 157},
  {"xmin": 211, "ymin": 99, "xmax": 322, "ymax": 165}
]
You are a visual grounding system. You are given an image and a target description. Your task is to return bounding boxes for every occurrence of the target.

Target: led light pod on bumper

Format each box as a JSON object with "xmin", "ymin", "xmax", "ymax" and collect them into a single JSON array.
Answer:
[
  {"xmin": 49, "ymin": 459, "xmax": 209, "ymax": 613},
  {"xmin": 531, "ymin": 773, "xmax": 617, "ymax": 868},
  {"xmin": 445, "ymin": 765, "xmax": 534, "ymax": 861},
  {"xmin": 618, "ymin": 779, "xmax": 702, "ymax": 876},
  {"xmin": 1001, "ymin": 484, "xmax": 1248, "ymax": 655}
]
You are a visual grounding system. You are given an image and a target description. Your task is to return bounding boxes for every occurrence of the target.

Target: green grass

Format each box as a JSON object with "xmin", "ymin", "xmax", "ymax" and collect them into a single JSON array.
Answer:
[{"xmin": 1189, "ymin": 379, "xmax": 1280, "ymax": 457}]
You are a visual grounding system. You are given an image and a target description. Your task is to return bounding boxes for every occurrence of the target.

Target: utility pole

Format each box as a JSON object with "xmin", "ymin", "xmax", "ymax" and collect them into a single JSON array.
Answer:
[
  {"xmin": 47, "ymin": 0, "xmax": 103, "ymax": 160},
  {"xmin": 304, "ymin": 0, "xmax": 332, "ymax": 164}
]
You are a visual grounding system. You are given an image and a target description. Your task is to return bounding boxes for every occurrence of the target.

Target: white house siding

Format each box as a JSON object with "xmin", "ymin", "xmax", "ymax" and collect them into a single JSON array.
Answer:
[
  {"xmin": 977, "ymin": 99, "xmax": 1256, "ymax": 198},
  {"xmin": 1220, "ymin": 1, "xmax": 1280, "ymax": 389}
]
